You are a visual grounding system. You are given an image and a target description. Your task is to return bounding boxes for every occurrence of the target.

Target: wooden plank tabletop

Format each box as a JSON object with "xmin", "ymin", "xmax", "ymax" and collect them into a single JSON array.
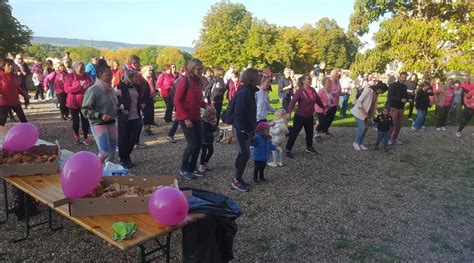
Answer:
[{"xmin": 4, "ymin": 174, "xmax": 205, "ymax": 251}]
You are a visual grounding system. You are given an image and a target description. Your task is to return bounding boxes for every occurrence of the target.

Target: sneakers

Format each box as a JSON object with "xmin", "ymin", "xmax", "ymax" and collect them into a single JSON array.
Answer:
[
  {"xmin": 441, "ymin": 127, "xmax": 447, "ymax": 131},
  {"xmin": 352, "ymin": 142, "xmax": 361, "ymax": 151},
  {"xmin": 395, "ymin": 139, "xmax": 403, "ymax": 145},
  {"xmin": 408, "ymin": 117, "xmax": 414, "ymax": 121},
  {"xmin": 455, "ymin": 132, "xmax": 462, "ymax": 138},
  {"xmin": 359, "ymin": 144, "xmax": 368, "ymax": 150},
  {"xmin": 387, "ymin": 140, "xmax": 394, "ymax": 145},
  {"xmin": 135, "ymin": 143, "xmax": 147, "ymax": 149},
  {"xmin": 180, "ymin": 169, "xmax": 194, "ymax": 180},
  {"xmin": 73, "ymin": 135, "xmax": 81, "ymax": 145},
  {"xmin": 313, "ymin": 134, "xmax": 322, "ymax": 143},
  {"xmin": 82, "ymin": 137, "xmax": 93, "ymax": 146},
  {"xmin": 231, "ymin": 179, "xmax": 251, "ymax": 192},
  {"xmin": 198, "ymin": 165, "xmax": 207, "ymax": 173},
  {"xmin": 421, "ymin": 126, "xmax": 426, "ymax": 129},
  {"xmin": 305, "ymin": 147, "xmax": 319, "ymax": 154},
  {"xmin": 267, "ymin": 162, "xmax": 278, "ymax": 167},
  {"xmin": 167, "ymin": 136, "xmax": 176, "ymax": 143},
  {"xmin": 285, "ymin": 150, "xmax": 294, "ymax": 159},
  {"xmin": 277, "ymin": 162, "xmax": 284, "ymax": 167},
  {"xmin": 411, "ymin": 126, "xmax": 417, "ymax": 131},
  {"xmin": 252, "ymin": 177, "xmax": 260, "ymax": 185},
  {"xmin": 192, "ymin": 170, "xmax": 205, "ymax": 178},
  {"xmin": 436, "ymin": 127, "xmax": 441, "ymax": 131}
]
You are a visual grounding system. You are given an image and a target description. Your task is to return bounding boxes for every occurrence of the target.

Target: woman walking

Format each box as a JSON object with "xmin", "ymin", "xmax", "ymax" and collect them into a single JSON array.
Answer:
[
  {"xmin": 82, "ymin": 60, "xmax": 119, "ymax": 162},
  {"xmin": 44, "ymin": 63, "xmax": 69, "ymax": 120},
  {"xmin": 156, "ymin": 64, "xmax": 176, "ymax": 123},
  {"xmin": 141, "ymin": 65, "xmax": 156, "ymax": 135}
]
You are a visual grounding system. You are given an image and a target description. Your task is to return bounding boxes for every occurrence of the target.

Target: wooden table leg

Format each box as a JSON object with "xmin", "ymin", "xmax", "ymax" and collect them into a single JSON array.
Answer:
[
  {"xmin": 137, "ymin": 232, "xmax": 172, "ymax": 263},
  {"xmin": 0, "ymin": 179, "xmax": 9, "ymax": 224}
]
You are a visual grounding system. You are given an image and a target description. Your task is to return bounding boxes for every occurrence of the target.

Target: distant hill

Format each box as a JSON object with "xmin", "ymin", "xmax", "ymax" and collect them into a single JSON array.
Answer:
[{"xmin": 32, "ymin": 36, "xmax": 194, "ymax": 54}]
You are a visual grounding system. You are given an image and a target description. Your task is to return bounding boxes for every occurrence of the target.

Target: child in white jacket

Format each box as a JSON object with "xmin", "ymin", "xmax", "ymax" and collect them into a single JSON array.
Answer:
[{"xmin": 268, "ymin": 109, "xmax": 289, "ymax": 167}]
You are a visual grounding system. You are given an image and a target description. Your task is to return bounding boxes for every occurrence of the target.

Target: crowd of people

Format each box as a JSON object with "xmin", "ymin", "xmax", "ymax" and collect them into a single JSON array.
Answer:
[{"xmin": 1, "ymin": 53, "xmax": 473, "ymax": 196}]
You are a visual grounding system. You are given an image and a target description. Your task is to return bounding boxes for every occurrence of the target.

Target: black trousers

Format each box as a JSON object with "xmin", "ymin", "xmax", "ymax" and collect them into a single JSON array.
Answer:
[
  {"xmin": 458, "ymin": 108, "xmax": 474, "ymax": 132},
  {"xmin": 163, "ymin": 96, "xmax": 173, "ymax": 122},
  {"xmin": 282, "ymin": 95, "xmax": 291, "ymax": 112},
  {"xmin": 234, "ymin": 129, "xmax": 251, "ymax": 181},
  {"xmin": 316, "ymin": 112, "xmax": 331, "ymax": 133},
  {"xmin": 200, "ymin": 144, "xmax": 214, "ymax": 165},
  {"xmin": 168, "ymin": 119, "xmax": 180, "ymax": 137},
  {"xmin": 436, "ymin": 106, "xmax": 449, "ymax": 128},
  {"xmin": 407, "ymin": 95, "xmax": 415, "ymax": 118},
  {"xmin": 0, "ymin": 104, "xmax": 27, "ymax": 126},
  {"xmin": 286, "ymin": 114, "xmax": 313, "ymax": 151},
  {"xmin": 34, "ymin": 84, "xmax": 44, "ymax": 100},
  {"xmin": 19, "ymin": 82, "xmax": 29, "ymax": 106},
  {"xmin": 179, "ymin": 120, "xmax": 202, "ymax": 172},
  {"xmin": 214, "ymin": 102, "xmax": 223, "ymax": 127},
  {"xmin": 325, "ymin": 106, "xmax": 338, "ymax": 131},
  {"xmin": 70, "ymin": 108, "xmax": 90, "ymax": 138},
  {"xmin": 142, "ymin": 98, "xmax": 155, "ymax": 125},
  {"xmin": 253, "ymin": 161, "xmax": 266, "ymax": 180},
  {"xmin": 118, "ymin": 117, "xmax": 141, "ymax": 162},
  {"xmin": 56, "ymin": 93, "xmax": 69, "ymax": 118}
]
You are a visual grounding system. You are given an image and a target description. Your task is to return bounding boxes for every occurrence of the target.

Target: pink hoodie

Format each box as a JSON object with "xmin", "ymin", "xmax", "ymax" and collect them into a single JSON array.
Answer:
[
  {"xmin": 64, "ymin": 73, "xmax": 93, "ymax": 109},
  {"xmin": 156, "ymin": 72, "xmax": 175, "ymax": 98},
  {"xmin": 315, "ymin": 89, "xmax": 331, "ymax": 113},
  {"xmin": 43, "ymin": 70, "xmax": 67, "ymax": 94}
]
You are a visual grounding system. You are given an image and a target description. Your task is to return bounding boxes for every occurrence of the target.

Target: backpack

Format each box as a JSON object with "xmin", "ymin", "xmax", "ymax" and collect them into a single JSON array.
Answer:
[
  {"xmin": 170, "ymin": 76, "xmax": 190, "ymax": 106},
  {"xmin": 221, "ymin": 97, "xmax": 237, "ymax": 124}
]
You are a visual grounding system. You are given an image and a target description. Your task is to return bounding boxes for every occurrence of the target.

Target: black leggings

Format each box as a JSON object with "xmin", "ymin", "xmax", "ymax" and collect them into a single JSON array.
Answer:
[
  {"xmin": 0, "ymin": 104, "xmax": 27, "ymax": 126},
  {"xmin": 70, "ymin": 108, "xmax": 90, "ymax": 139},
  {"xmin": 34, "ymin": 84, "xmax": 44, "ymax": 100},
  {"xmin": 325, "ymin": 106, "xmax": 337, "ymax": 131},
  {"xmin": 200, "ymin": 144, "xmax": 214, "ymax": 165},
  {"xmin": 436, "ymin": 106, "xmax": 449, "ymax": 128},
  {"xmin": 286, "ymin": 114, "xmax": 313, "ymax": 151},
  {"xmin": 118, "ymin": 118, "xmax": 141, "ymax": 162},
  {"xmin": 458, "ymin": 108, "xmax": 474, "ymax": 132},
  {"xmin": 163, "ymin": 96, "xmax": 173, "ymax": 122},
  {"xmin": 57, "ymin": 93, "xmax": 69, "ymax": 118},
  {"xmin": 254, "ymin": 161, "xmax": 266, "ymax": 180},
  {"xmin": 180, "ymin": 120, "xmax": 202, "ymax": 172},
  {"xmin": 316, "ymin": 112, "xmax": 331, "ymax": 133}
]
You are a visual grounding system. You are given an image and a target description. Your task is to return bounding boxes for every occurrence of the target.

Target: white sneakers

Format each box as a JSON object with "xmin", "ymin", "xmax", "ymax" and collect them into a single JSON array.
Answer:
[
  {"xmin": 437, "ymin": 127, "xmax": 447, "ymax": 131},
  {"xmin": 455, "ymin": 132, "xmax": 462, "ymax": 138},
  {"xmin": 353, "ymin": 142, "xmax": 361, "ymax": 151},
  {"xmin": 267, "ymin": 162, "xmax": 278, "ymax": 167},
  {"xmin": 359, "ymin": 144, "xmax": 368, "ymax": 150}
]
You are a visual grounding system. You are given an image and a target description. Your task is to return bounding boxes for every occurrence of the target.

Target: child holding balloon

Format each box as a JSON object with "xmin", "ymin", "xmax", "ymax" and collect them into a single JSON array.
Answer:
[{"xmin": 251, "ymin": 122, "xmax": 276, "ymax": 184}]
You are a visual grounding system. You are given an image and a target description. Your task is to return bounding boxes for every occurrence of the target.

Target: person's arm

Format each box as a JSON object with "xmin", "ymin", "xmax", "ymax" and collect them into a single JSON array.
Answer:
[
  {"xmin": 156, "ymin": 73, "xmax": 164, "ymax": 90},
  {"xmin": 234, "ymin": 90, "xmax": 248, "ymax": 132},
  {"xmin": 64, "ymin": 74, "xmax": 83, "ymax": 94},
  {"xmin": 43, "ymin": 72, "xmax": 54, "ymax": 88},
  {"xmin": 81, "ymin": 89, "xmax": 100, "ymax": 121},
  {"xmin": 314, "ymin": 91, "xmax": 324, "ymax": 109}
]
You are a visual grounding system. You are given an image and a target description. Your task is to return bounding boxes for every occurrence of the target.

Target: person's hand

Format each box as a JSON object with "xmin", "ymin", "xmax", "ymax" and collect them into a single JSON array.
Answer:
[
  {"xmin": 141, "ymin": 103, "xmax": 146, "ymax": 110},
  {"xmin": 401, "ymin": 98, "xmax": 407, "ymax": 103},
  {"xmin": 101, "ymin": 114, "xmax": 113, "ymax": 121},
  {"xmin": 185, "ymin": 119, "xmax": 193, "ymax": 128}
]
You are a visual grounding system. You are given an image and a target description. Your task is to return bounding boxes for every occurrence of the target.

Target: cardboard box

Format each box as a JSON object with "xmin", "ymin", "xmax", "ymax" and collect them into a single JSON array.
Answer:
[
  {"xmin": 0, "ymin": 144, "xmax": 60, "ymax": 177},
  {"xmin": 54, "ymin": 175, "xmax": 178, "ymax": 216}
]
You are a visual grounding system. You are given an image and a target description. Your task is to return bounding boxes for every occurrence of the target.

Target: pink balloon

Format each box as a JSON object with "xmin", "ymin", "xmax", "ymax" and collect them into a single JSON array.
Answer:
[
  {"xmin": 148, "ymin": 187, "xmax": 189, "ymax": 226},
  {"xmin": 60, "ymin": 151, "xmax": 103, "ymax": 199},
  {"xmin": 3, "ymin": 123, "xmax": 39, "ymax": 152}
]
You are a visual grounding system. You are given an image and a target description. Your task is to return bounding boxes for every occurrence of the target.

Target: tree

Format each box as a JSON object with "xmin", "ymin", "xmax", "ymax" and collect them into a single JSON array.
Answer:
[
  {"xmin": 0, "ymin": 0, "xmax": 33, "ymax": 57},
  {"xmin": 194, "ymin": 1, "xmax": 252, "ymax": 69},
  {"xmin": 139, "ymin": 46, "xmax": 163, "ymax": 68},
  {"xmin": 155, "ymin": 47, "xmax": 187, "ymax": 71},
  {"xmin": 66, "ymin": 46, "xmax": 100, "ymax": 63}
]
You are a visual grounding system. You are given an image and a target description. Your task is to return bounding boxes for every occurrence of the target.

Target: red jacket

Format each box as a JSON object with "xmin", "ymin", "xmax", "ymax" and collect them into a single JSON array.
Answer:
[
  {"xmin": 64, "ymin": 73, "xmax": 94, "ymax": 109},
  {"xmin": 464, "ymin": 89, "xmax": 474, "ymax": 108},
  {"xmin": 0, "ymin": 72, "xmax": 28, "ymax": 106},
  {"xmin": 156, "ymin": 72, "xmax": 175, "ymax": 97},
  {"xmin": 173, "ymin": 76, "xmax": 207, "ymax": 122},
  {"xmin": 43, "ymin": 70, "xmax": 67, "ymax": 94},
  {"xmin": 112, "ymin": 68, "xmax": 124, "ymax": 88}
]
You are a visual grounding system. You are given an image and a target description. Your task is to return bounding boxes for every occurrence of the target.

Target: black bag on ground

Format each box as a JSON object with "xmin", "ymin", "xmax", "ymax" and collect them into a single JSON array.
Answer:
[{"xmin": 181, "ymin": 188, "xmax": 242, "ymax": 263}]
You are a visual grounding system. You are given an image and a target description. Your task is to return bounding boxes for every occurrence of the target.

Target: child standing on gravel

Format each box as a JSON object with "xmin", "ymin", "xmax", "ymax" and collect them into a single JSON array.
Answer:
[
  {"xmin": 198, "ymin": 106, "xmax": 217, "ymax": 173},
  {"xmin": 268, "ymin": 109, "xmax": 289, "ymax": 167},
  {"xmin": 251, "ymin": 122, "xmax": 276, "ymax": 184},
  {"xmin": 373, "ymin": 107, "xmax": 393, "ymax": 152}
]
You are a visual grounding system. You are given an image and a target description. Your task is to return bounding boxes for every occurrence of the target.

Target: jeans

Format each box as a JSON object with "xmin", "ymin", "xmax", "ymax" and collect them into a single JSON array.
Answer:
[
  {"xmin": 436, "ymin": 106, "xmax": 449, "ymax": 128},
  {"xmin": 91, "ymin": 122, "xmax": 118, "ymax": 162},
  {"xmin": 179, "ymin": 120, "xmax": 202, "ymax": 172},
  {"xmin": 0, "ymin": 104, "xmax": 27, "ymax": 126},
  {"xmin": 458, "ymin": 108, "xmax": 474, "ymax": 132},
  {"xmin": 339, "ymin": 94, "xmax": 350, "ymax": 117},
  {"xmin": 233, "ymin": 128, "xmax": 251, "ymax": 181},
  {"xmin": 271, "ymin": 143, "xmax": 283, "ymax": 163},
  {"xmin": 70, "ymin": 108, "xmax": 90, "ymax": 139},
  {"xmin": 200, "ymin": 143, "xmax": 214, "ymax": 165},
  {"xmin": 354, "ymin": 117, "xmax": 368, "ymax": 145},
  {"xmin": 163, "ymin": 96, "xmax": 173, "ymax": 122},
  {"xmin": 376, "ymin": 131, "xmax": 390, "ymax": 147},
  {"xmin": 285, "ymin": 114, "xmax": 314, "ymax": 151},
  {"xmin": 390, "ymin": 108, "xmax": 404, "ymax": 140},
  {"xmin": 412, "ymin": 109, "xmax": 426, "ymax": 130},
  {"xmin": 118, "ymin": 117, "xmax": 141, "ymax": 162}
]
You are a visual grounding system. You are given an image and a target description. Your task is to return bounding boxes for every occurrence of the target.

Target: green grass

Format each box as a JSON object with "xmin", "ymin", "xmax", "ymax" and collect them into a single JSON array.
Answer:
[{"xmin": 156, "ymin": 84, "xmax": 470, "ymax": 127}]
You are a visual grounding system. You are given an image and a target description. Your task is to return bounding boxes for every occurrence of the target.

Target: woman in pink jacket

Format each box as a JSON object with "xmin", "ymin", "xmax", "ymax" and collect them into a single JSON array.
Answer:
[
  {"xmin": 314, "ymin": 77, "xmax": 333, "ymax": 142},
  {"xmin": 156, "ymin": 64, "xmax": 176, "ymax": 123},
  {"xmin": 64, "ymin": 62, "xmax": 94, "ymax": 145},
  {"xmin": 44, "ymin": 63, "xmax": 69, "ymax": 120},
  {"xmin": 456, "ymin": 88, "xmax": 474, "ymax": 137}
]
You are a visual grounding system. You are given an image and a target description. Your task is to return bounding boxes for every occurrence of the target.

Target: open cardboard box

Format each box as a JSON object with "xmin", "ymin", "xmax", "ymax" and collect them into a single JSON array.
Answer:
[
  {"xmin": 0, "ymin": 143, "xmax": 61, "ymax": 177},
  {"xmin": 53, "ymin": 175, "xmax": 179, "ymax": 217}
]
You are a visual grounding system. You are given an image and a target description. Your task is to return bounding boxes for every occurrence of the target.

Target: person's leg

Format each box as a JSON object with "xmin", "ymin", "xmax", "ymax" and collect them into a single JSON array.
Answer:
[
  {"xmin": 117, "ymin": 119, "xmax": 128, "ymax": 162},
  {"xmin": 127, "ymin": 119, "xmax": 141, "ymax": 162},
  {"xmin": 91, "ymin": 124, "xmax": 110, "ymax": 162},
  {"xmin": 39, "ymin": 84, "xmax": 45, "ymax": 100},
  {"xmin": 163, "ymin": 97, "xmax": 173, "ymax": 122},
  {"xmin": 392, "ymin": 109, "xmax": 403, "ymax": 140},
  {"xmin": 339, "ymin": 94, "xmax": 348, "ymax": 117},
  {"xmin": 413, "ymin": 109, "xmax": 424, "ymax": 130},
  {"xmin": 285, "ymin": 114, "xmax": 304, "ymax": 152},
  {"xmin": 168, "ymin": 119, "xmax": 179, "ymax": 137},
  {"xmin": 57, "ymin": 93, "xmax": 67, "ymax": 118},
  {"xmin": 215, "ymin": 103, "xmax": 223, "ymax": 127},
  {"xmin": 408, "ymin": 100, "xmax": 414, "ymax": 119},
  {"xmin": 303, "ymin": 116, "xmax": 314, "ymax": 148},
  {"xmin": 200, "ymin": 145, "xmax": 208, "ymax": 165},
  {"xmin": 382, "ymin": 131, "xmax": 389, "ymax": 150},
  {"xmin": 0, "ymin": 105, "xmax": 9, "ymax": 126},
  {"xmin": 205, "ymin": 143, "xmax": 214, "ymax": 163},
  {"xmin": 234, "ymin": 130, "xmax": 251, "ymax": 182},
  {"xmin": 11, "ymin": 104, "xmax": 27, "ymax": 123},
  {"xmin": 457, "ymin": 108, "xmax": 473, "ymax": 132},
  {"xmin": 375, "ymin": 131, "xmax": 383, "ymax": 148},
  {"xmin": 189, "ymin": 120, "xmax": 202, "ymax": 172},
  {"xmin": 107, "ymin": 123, "xmax": 118, "ymax": 162},
  {"xmin": 179, "ymin": 121, "xmax": 198, "ymax": 171},
  {"xmin": 34, "ymin": 85, "xmax": 40, "ymax": 100},
  {"xmin": 325, "ymin": 106, "xmax": 338, "ymax": 131},
  {"xmin": 316, "ymin": 113, "xmax": 325, "ymax": 133},
  {"xmin": 257, "ymin": 161, "xmax": 267, "ymax": 181},
  {"xmin": 80, "ymin": 110, "xmax": 90, "ymax": 139},
  {"xmin": 253, "ymin": 161, "xmax": 259, "ymax": 182},
  {"xmin": 70, "ymin": 108, "xmax": 80, "ymax": 138},
  {"xmin": 354, "ymin": 117, "xmax": 367, "ymax": 145},
  {"xmin": 389, "ymin": 108, "xmax": 399, "ymax": 140}
]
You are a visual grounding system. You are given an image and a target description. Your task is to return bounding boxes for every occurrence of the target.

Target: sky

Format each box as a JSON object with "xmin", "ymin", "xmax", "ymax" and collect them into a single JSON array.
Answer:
[{"xmin": 10, "ymin": 0, "xmax": 376, "ymax": 48}]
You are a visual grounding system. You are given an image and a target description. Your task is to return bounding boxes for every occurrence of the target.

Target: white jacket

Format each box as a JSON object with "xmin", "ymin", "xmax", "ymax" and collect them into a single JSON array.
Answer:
[{"xmin": 270, "ymin": 119, "xmax": 289, "ymax": 144}]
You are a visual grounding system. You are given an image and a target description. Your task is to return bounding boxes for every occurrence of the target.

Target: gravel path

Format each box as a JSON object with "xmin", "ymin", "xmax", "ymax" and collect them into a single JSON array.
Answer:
[{"xmin": 1, "ymin": 100, "xmax": 473, "ymax": 262}]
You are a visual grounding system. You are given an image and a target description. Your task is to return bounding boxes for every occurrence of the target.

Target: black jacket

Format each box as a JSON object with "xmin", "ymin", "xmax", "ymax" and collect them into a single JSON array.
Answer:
[
  {"xmin": 201, "ymin": 119, "xmax": 217, "ymax": 144},
  {"xmin": 373, "ymin": 114, "xmax": 393, "ymax": 132},
  {"xmin": 415, "ymin": 88, "xmax": 432, "ymax": 110},
  {"xmin": 388, "ymin": 81, "xmax": 408, "ymax": 109},
  {"xmin": 116, "ymin": 82, "xmax": 145, "ymax": 120},
  {"xmin": 206, "ymin": 77, "xmax": 226, "ymax": 104},
  {"xmin": 232, "ymin": 84, "xmax": 258, "ymax": 133}
]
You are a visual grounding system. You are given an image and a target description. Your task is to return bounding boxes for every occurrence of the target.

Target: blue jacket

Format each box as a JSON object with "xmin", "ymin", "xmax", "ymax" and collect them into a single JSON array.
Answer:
[
  {"xmin": 251, "ymin": 133, "xmax": 275, "ymax": 161},
  {"xmin": 85, "ymin": 62, "xmax": 97, "ymax": 81}
]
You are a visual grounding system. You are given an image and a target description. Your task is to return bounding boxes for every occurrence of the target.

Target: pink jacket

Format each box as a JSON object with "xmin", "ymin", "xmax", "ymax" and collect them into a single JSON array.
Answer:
[
  {"xmin": 64, "ymin": 73, "xmax": 93, "ymax": 109},
  {"xmin": 330, "ymin": 78, "xmax": 341, "ymax": 106},
  {"xmin": 43, "ymin": 70, "xmax": 67, "ymax": 94},
  {"xmin": 156, "ymin": 72, "xmax": 175, "ymax": 98},
  {"xmin": 464, "ymin": 89, "xmax": 474, "ymax": 108},
  {"xmin": 315, "ymin": 89, "xmax": 331, "ymax": 113}
]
